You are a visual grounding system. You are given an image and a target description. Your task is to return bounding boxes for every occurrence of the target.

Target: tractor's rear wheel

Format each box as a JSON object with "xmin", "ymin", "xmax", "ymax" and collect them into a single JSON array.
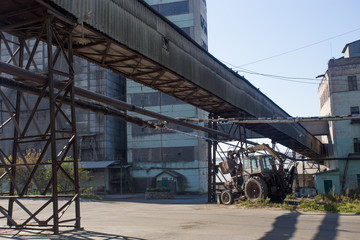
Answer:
[
  {"xmin": 244, "ymin": 176, "xmax": 268, "ymax": 201},
  {"xmin": 221, "ymin": 190, "xmax": 234, "ymax": 205}
]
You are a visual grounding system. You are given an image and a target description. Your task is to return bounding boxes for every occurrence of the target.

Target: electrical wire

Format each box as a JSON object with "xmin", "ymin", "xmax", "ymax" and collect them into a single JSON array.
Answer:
[
  {"xmin": 222, "ymin": 59, "xmax": 360, "ymax": 86},
  {"xmin": 238, "ymin": 26, "xmax": 360, "ymax": 67},
  {"xmin": 217, "ymin": 26, "xmax": 360, "ymax": 84},
  {"xmin": 221, "ymin": 60, "xmax": 321, "ymax": 84}
]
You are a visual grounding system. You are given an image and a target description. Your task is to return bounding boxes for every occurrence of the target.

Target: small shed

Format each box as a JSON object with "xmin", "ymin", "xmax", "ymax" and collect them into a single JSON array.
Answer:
[
  {"xmin": 314, "ymin": 170, "xmax": 341, "ymax": 194},
  {"xmin": 155, "ymin": 170, "xmax": 182, "ymax": 193},
  {"xmin": 81, "ymin": 161, "xmax": 131, "ymax": 194}
]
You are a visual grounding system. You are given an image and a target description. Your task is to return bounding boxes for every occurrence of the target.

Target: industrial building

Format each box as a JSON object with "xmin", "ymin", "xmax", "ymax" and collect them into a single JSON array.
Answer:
[
  {"xmin": 127, "ymin": 0, "xmax": 209, "ymax": 193},
  {"xmin": 316, "ymin": 39, "xmax": 360, "ymax": 194}
]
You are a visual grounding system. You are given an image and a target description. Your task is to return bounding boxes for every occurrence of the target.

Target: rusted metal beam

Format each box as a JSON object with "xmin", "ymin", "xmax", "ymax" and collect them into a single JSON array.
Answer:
[{"xmin": 0, "ymin": 76, "xmax": 158, "ymax": 129}]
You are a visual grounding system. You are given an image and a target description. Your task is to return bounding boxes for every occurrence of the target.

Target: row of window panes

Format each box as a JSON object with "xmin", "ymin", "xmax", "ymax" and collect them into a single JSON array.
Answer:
[
  {"xmin": 150, "ymin": 1, "xmax": 189, "ymax": 17},
  {"xmin": 132, "ymin": 146, "xmax": 194, "ymax": 162},
  {"xmin": 130, "ymin": 92, "xmax": 184, "ymax": 107}
]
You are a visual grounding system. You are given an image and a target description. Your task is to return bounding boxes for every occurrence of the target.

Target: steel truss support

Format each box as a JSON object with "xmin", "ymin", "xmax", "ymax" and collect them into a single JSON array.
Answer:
[
  {"xmin": 207, "ymin": 114, "xmax": 250, "ymax": 202},
  {"xmin": 0, "ymin": 14, "xmax": 80, "ymax": 233}
]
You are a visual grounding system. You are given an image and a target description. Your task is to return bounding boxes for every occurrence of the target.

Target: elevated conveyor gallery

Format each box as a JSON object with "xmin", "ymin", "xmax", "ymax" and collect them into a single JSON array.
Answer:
[{"xmin": 0, "ymin": 0, "xmax": 323, "ymax": 157}]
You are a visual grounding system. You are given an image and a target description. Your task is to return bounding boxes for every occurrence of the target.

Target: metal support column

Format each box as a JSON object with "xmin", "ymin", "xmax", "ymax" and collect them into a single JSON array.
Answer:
[{"xmin": 0, "ymin": 13, "xmax": 80, "ymax": 233}]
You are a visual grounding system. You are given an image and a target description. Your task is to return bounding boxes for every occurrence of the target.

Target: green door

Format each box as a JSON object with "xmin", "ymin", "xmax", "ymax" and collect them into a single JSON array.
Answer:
[
  {"xmin": 324, "ymin": 180, "xmax": 333, "ymax": 194},
  {"xmin": 162, "ymin": 178, "xmax": 168, "ymax": 188}
]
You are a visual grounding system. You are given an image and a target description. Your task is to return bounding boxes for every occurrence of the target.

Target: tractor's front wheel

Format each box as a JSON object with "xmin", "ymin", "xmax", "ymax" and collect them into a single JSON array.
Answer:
[{"xmin": 221, "ymin": 190, "xmax": 234, "ymax": 205}]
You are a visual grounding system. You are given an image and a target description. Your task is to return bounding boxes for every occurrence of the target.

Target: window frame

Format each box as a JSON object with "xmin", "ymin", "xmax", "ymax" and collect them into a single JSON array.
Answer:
[
  {"xmin": 348, "ymin": 75, "xmax": 358, "ymax": 91},
  {"xmin": 350, "ymin": 106, "xmax": 360, "ymax": 124}
]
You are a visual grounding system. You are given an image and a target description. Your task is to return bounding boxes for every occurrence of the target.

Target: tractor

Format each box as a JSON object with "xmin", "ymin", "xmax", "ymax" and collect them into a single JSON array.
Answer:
[{"xmin": 219, "ymin": 144, "xmax": 297, "ymax": 204}]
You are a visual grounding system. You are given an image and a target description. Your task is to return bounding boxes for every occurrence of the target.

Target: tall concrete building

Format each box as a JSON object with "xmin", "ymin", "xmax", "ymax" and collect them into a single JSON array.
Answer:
[
  {"xmin": 316, "ymin": 39, "xmax": 360, "ymax": 194},
  {"xmin": 127, "ymin": 0, "xmax": 209, "ymax": 193}
]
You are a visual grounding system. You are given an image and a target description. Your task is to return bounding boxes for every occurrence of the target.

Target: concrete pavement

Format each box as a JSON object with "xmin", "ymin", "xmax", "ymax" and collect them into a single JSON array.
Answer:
[{"xmin": 0, "ymin": 194, "xmax": 359, "ymax": 239}]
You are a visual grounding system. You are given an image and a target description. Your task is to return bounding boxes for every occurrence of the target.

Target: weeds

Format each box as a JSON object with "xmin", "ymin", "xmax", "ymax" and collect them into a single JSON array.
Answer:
[
  {"xmin": 80, "ymin": 187, "xmax": 102, "ymax": 200},
  {"xmin": 233, "ymin": 194, "xmax": 360, "ymax": 214}
]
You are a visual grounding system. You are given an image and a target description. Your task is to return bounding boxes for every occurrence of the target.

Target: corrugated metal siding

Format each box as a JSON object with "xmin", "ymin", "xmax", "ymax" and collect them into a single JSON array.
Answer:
[
  {"xmin": 49, "ymin": 0, "xmax": 176, "ymax": 58},
  {"xmin": 50, "ymin": 0, "xmax": 134, "ymax": 45}
]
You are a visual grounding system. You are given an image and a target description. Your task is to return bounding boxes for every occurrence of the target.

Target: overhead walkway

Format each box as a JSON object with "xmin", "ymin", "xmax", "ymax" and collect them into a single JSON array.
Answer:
[{"xmin": 0, "ymin": 0, "xmax": 323, "ymax": 157}]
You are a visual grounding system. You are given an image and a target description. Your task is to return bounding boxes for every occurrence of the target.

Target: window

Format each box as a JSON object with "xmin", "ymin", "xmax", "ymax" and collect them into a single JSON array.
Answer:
[
  {"xmin": 250, "ymin": 158, "xmax": 261, "ymax": 173},
  {"xmin": 200, "ymin": 39, "xmax": 208, "ymax": 51},
  {"xmin": 351, "ymin": 106, "xmax": 359, "ymax": 114},
  {"xmin": 243, "ymin": 159, "xmax": 250, "ymax": 169},
  {"xmin": 262, "ymin": 156, "xmax": 273, "ymax": 171},
  {"xmin": 160, "ymin": 93, "xmax": 183, "ymax": 105},
  {"xmin": 351, "ymin": 106, "xmax": 360, "ymax": 124},
  {"xmin": 163, "ymin": 146, "xmax": 194, "ymax": 162},
  {"xmin": 131, "ymin": 92, "xmax": 183, "ymax": 107},
  {"xmin": 132, "ymin": 147, "xmax": 194, "ymax": 162},
  {"xmin": 357, "ymin": 174, "xmax": 360, "ymax": 187},
  {"xmin": 200, "ymin": 15, "xmax": 207, "ymax": 35},
  {"xmin": 132, "ymin": 148, "xmax": 161, "ymax": 162},
  {"xmin": 348, "ymin": 76, "xmax": 358, "ymax": 91},
  {"xmin": 151, "ymin": 1, "xmax": 189, "ymax": 17},
  {"xmin": 130, "ymin": 93, "xmax": 160, "ymax": 107},
  {"xmin": 354, "ymin": 138, "xmax": 360, "ymax": 153},
  {"xmin": 181, "ymin": 27, "xmax": 190, "ymax": 36}
]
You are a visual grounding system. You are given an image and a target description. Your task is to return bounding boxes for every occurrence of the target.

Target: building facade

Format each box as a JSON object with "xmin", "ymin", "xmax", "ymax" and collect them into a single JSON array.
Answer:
[
  {"xmin": 317, "ymin": 40, "xmax": 360, "ymax": 194},
  {"xmin": 127, "ymin": 0, "xmax": 209, "ymax": 193}
]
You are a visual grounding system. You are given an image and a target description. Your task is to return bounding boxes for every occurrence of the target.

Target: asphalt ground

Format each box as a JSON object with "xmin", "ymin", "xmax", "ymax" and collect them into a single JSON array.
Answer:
[{"xmin": 0, "ymin": 194, "xmax": 359, "ymax": 239}]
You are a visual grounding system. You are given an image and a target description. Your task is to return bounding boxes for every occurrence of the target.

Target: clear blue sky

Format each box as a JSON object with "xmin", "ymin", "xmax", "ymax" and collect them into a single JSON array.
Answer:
[{"xmin": 207, "ymin": 0, "xmax": 360, "ymax": 117}]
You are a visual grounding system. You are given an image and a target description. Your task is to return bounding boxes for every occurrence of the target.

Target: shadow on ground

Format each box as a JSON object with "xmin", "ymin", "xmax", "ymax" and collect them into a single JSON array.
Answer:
[
  {"xmin": 260, "ymin": 212, "xmax": 301, "ymax": 240},
  {"xmin": 313, "ymin": 213, "xmax": 339, "ymax": 240},
  {"xmin": 259, "ymin": 211, "xmax": 340, "ymax": 240},
  {"xmin": 0, "ymin": 229, "xmax": 146, "ymax": 240}
]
